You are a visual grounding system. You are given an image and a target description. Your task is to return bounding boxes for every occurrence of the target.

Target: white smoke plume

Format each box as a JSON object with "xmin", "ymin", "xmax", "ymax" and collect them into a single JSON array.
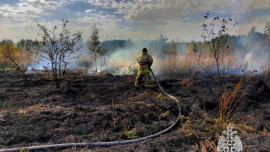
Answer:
[
  {"xmin": 235, "ymin": 35, "xmax": 269, "ymax": 73},
  {"xmin": 105, "ymin": 41, "xmax": 185, "ymax": 76}
]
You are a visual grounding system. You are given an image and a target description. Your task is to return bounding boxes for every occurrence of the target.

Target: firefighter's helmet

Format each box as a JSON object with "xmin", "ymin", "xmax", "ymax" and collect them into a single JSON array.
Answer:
[{"xmin": 142, "ymin": 48, "xmax": 147, "ymax": 52}]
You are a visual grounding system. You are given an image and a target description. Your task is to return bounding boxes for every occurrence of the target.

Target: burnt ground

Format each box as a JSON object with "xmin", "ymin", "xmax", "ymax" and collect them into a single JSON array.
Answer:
[{"xmin": 0, "ymin": 70, "xmax": 270, "ymax": 152}]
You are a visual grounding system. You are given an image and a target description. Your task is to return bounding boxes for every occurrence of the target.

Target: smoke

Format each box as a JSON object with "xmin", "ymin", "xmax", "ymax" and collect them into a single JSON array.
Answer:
[
  {"xmin": 27, "ymin": 40, "xmax": 88, "ymax": 72},
  {"xmin": 26, "ymin": 31, "xmax": 270, "ymax": 77},
  {"xmin": 105, "ymin": 41, "xmax": 187, "ymax": 76},
  {"xmin": 27, "ymin": 55, "xmax": 82, "ymax": 71},
  {"xmin": 244, "ymin": 52, "xmax": 252, "ymax": 64},
  {"xmin": 234, "ymin": 34, "xmax": 269, "ymax": 73}
]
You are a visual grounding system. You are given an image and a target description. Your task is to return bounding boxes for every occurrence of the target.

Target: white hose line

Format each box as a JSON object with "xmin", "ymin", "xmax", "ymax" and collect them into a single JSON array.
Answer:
[{"xmin": 0, "ymin": 70, "xmax": 181, "ymax": 152}]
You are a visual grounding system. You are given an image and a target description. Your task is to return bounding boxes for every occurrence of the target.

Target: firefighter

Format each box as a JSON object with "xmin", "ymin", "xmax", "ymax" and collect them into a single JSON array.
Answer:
[{"xmin": 135, "ymin": 48, "xmax": 153, "ymax": 87}]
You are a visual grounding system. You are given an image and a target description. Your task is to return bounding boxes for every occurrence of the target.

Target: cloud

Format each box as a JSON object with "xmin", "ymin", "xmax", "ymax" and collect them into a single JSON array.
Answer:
[
  {"xmin": 0, "ymin": 0, "xmax": 68, "ymax": 23},
  {"xmin": 232, "ymin": 15, "xmax": 270, "ymax": 35},
  {"xmin": 24, "ymin": 0, "xmax": 67, "ymax": 10},
  {"xmin": 0, "ymin": 22, "xmax": 40, "ymax": 42},
  {"xmin": 84, "ymin": 0, "xmax": 270, "ymax": 24},
  {"xmin": 85, "ymin": 9, "xmax": 94, "ymax": 13},
  {"xmin": 1, "ymin": 0, "xmax": 270, "ymax": 43},
  {"xmin": 80, "ymin": 0, "xmax": 270, "ymax": 42}
]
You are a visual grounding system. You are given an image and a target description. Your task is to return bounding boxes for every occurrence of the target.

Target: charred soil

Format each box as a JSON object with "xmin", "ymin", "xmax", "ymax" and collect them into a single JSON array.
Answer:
[{"xmin": 0, "ymin": 71, "xmax": 270, "ymax": 152}]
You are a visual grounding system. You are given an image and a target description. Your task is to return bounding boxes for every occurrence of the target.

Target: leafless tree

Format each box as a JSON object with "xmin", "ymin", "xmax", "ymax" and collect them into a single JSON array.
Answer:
[
  {"xmin": 88, "ymin": 22, "xmax": 100, "ymax": 72},
  {"xmin": 168, "ymin": 41, "xmax": 177, "ymax": 79},
  {"xmin": 36, "ymin": 20, "xmax": 81, "ymax": 88},
  {"xmin": 192, "ymin": 43, "xmax": 214, "ymax": 77},
  {"xmin": 88, "ymin": 22, "xmax": 108, "ymax": 72},
  {"xmin": 200, "ymin": 14, "xmax": 237, "ymax": 121},
  {"xmin": 98, "ymin": 43, "xmax": 108, "ymax": 71}
]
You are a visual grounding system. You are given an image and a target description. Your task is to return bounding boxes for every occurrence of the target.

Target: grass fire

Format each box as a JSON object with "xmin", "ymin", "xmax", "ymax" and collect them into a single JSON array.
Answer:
[{"xmin": 0, "ymin": 1, "xmax": 270, "ymax": 152}]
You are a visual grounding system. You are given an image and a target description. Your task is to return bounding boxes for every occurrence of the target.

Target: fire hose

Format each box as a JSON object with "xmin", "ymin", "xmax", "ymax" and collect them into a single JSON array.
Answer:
[{"xmin": 0, "ymin": 68, "xmax": 181, "ymax": 152}]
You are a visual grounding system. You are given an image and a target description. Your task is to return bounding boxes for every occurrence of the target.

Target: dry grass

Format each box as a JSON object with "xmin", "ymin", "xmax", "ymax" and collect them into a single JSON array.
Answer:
[
  {"xmin": 199, "ymin": 139, "xmax": 217, "ymax": 152},
  {"xmin": 219, "ymin": 78, "xmax": 243, "ymax": 122},
  {"xmin": 160, "ymin": 110, "xmax": 170, "ymax": 118},
  {"xmin": 16, "ymin": 104, "xmax": 70, "ymax": 115},
  {"xmin": 219, "ymin": 76, "xmax": 256, "ymax": 123},
  {"xmin": 157, "ymin": 93, "xmax": 166, "ymax": 100},
  {"xmin": 180, "ymin": 78, "xmax": 192, "ymax": 88},
  {"xmin": 177, "ymin": 108, "xmax": 259, "ymax": 152},
  {"xmin": 19, "ymin": 149, "xmax": 29, "ymax": 152},
  {"xmin": 39, "ymin": 71, "xmax": 53, "ymax": 79},
  {"xmin": 124, "ymin": 127, "xmax": 138, "ymax": 139}
]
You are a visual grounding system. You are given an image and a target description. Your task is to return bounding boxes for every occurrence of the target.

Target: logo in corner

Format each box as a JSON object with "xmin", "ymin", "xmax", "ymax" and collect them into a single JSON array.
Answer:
[{"xmin": 217, "ymin": 124, "xmax": 243, "ymax": 152}]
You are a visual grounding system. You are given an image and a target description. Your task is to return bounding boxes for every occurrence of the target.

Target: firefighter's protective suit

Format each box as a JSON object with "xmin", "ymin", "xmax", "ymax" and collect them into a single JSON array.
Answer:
[{"xmin": 135, "ymin": 50, "xmax": 153, "ymax": 87}]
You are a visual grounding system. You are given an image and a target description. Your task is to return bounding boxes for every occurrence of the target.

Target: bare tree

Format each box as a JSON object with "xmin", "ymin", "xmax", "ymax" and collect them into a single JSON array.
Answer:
[
  {"xmin": 159, "ymin": 33, "xmax": 168, "ymax": 56},
  {"xmin": 168, "ymin": 41, "xmax": 177, "ymax": 79},
  {"xmin": 192, "ymin": 42, "xmax": 214, "ymax": 77},
  {"xmin": 88, "ymin": 22, "xmax": 100, "ymax": 72},
  {"xmin": 97, "ymin": 43, "xmax": 108, "ymax": 71},
  {"xmin": 36, "ymin": 20, "xmax": 81, "ymax": 88},
  {"xmin": 200, "ymin": 14, "xmax": 237, "ymax": 121},
  {"xmin": 88, "ymin": 22, "xmax": 108, "ymax": 72}
]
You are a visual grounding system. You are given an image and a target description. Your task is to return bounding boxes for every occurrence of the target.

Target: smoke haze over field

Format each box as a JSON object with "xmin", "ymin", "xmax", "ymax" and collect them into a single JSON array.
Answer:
[
  {"xmin": 105, "ymin": 40, "xmax": 185, "ymax": 75},
  {"xmin": 105, "ymin": 31, "xmax": 270, "ymax": 76},
  {"xmin": 25, "ymin": 32, "xmax": 270, "ymax": 77}
]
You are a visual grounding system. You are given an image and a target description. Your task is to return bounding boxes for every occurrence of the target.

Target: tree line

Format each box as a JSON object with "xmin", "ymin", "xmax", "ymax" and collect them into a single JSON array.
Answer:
[
  {"xmin": 1, "ymin": 18, "xmax": 270, "ymax": 88},
  {"xmin": 0, "ymin": 21, "xmax": 135, "ymax": 87}
]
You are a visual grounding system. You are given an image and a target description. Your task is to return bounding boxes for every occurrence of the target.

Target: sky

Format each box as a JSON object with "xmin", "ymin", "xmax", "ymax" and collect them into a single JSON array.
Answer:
[{"xmin": 1, "ymin": 0, "xmax": 270, "ymax": 43}]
